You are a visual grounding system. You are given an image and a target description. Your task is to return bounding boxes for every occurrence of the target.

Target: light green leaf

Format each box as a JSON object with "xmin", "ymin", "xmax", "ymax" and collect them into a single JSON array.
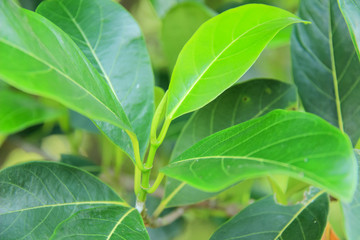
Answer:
[
  {"xmin": 210, "ymin": 188, "xmax": 329, "ymax": 240},
  {"xmin": 0, "ymin": 0, "xmax": 132, "ymax": 133},
  {"xmin": 338, "ymin": 0, "xmax": 360, "ymax": 58},
  {"xmin": 163, "ymin": 79, "xmax": 298, "ymax": 207},
  {"xmin": 0, "ymin": 162, "xmax": 149, "ymax": 239},
  {"xmin": 0, "ymin": 89, "xmax": 63, "ymax": 134},
  {"xmin": 37, "ymin": 0, "xmax": 155, "ymax": 159},
  {"xmin": 162, "ymin": 2, "xmax": 216, "ymax": 70},
  {"xmin": 342, "ymin": 150, "xmax": 360, "ymax": 240},
  {"xmin": 291, "ymin": 0, "xmax": 360, "ymax": 144},
  {"xmin": 162, "ymin": 110, "xmax": 357, "ymax": 201},
  {"xmin": 50, "ymin": 206, "xmax": 149, "ymax": 240},
  {"xmin": 166, "ymin": 4, "xmax": 306, "ymax": 120}
]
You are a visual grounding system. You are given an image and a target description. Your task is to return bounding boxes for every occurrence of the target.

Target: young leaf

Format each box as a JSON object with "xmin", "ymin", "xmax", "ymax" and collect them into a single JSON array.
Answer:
[
  {"xmin": 0, "ymin": 162, "xmax": 149, "ymax": 239},
  {"xmin": 338, "ymin": 0, "xmax": 360, "ymax": 57},
  {"xmin": 0, "ymin": 0, "xmax": 132, "ymax": 133},
  {"xmin": 166, "ymin": 4, "xmax": 306, "ymax": 120},
  {"xmin": 163, "ymin": 79, "xmax": 298, "ymax": 207},
  {"xmin": 0, "ymin": 89, "xmax": 63, "ymax": 134},
  {"xmin": 210, "ymin": 188, "xmax": 329, "ymax": 240},
  {"xmin": 37, "ymin": 0, "xmax": 155, "ymax": 160},
  {"xmin": 342, "ymin": 150, "xmax": 360, "ymax": 240},
  {"xmin": 291, "ymin": 0, "xmax": 360, "ymax": 144},
  {"xmin": 162, "ymin": 110, "xmax": 357, "ymax": 201},
  {"xmin": 162, "ymin": 2, "xmax": 216, "ymax": 70}
]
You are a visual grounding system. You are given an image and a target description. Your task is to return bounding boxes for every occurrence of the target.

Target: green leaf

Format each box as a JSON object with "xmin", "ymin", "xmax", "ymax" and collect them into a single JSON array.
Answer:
[
  {"xmin": 291, "ymin": 0, "xmax": 360, "ymax": 144},
  {"xmin": 50, "ymin": 206, "xmax": 149, "ymax": 240},
  {"xmin": 342, "ymin": 150, "xmax": 360, "ymax": 240},
  {"xmin": 338, "ymin": 0, "xmax": 360, "ymax": 58},
  {"xmin": 150, "ymin": 0, "xmax": 205, "ymax": 18},
  {"xmin": 210, "ymin": 188, "xmax": 329, "ymax": 240},
  {"xmin": 0, "ymin": 0, "xmax": 132, "ymax": 133},
  {"xmin": 163, "ymin": 79, "xmax": 298, "ymax": 207},
  {"xmin": 37, "ymin": 0, "xmax": 155, "ymax": 159},
  {"xmin": 0, "ymin": 89, "xmax": 63, "ymax": 134},
  {"xmin": 162, "ymin": 110, "xmax": 357, "ymax": 201},
  {"xmin": 0, "ymin": 162, "xmax": 149, "ymax": 239},
  {"xmin": 162, "ymin": 2, "xmax": 216, "ymax": 70},
  {"xmin": 166, "ymin": 4, "xmax": 306, "ymax": 120}
]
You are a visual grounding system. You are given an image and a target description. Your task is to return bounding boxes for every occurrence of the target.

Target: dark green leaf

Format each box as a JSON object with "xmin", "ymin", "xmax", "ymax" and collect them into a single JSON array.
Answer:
[
  {"xmin": 50, "ymin": 206, "xmax": 149, "ymax": 240},
  {"xmin": 210, "ymin": 188, "xmax": 329, "ymax": 240},
  {"xmin": 60, "ymin": 154, "xmax": 100, "ymax": 175},
  {"xmin": 338, "ymin": 0, "xmax": 360, "ymax": 57},
  {"xmin": 0, "ymin": 162, "xmax": 149, "ymax": 239},
  {"xmin": 37, "ymin": 0, "xmax": 155, "ymax": 159},
  {"xmin": 166, "ymin": 4, "xmax": 306, "ymax": 120},
  {"xmin": 291, "ymin": 0, "xmax": 360, "ymax": 144},
  {"xmin": 162, "ymin": 2, "xmax": 215, "ymax": 70},
  {"xmin": 0, "ymin": 0, "xmax": 132, "ymax": 133},
  {"xmin": 163, "ymin": 79, "xmax": 298, "ymax": 207},
  {"xmin": 342, "ymin": 150, "xmax": 360, "ymax": 240},
  {"xmin": 0, "ymin": 89, "xmax": 63, "ymax": 134},
  {"xmin": 162, "ymin": 110, "xmax": 357, "ymax": 201}
]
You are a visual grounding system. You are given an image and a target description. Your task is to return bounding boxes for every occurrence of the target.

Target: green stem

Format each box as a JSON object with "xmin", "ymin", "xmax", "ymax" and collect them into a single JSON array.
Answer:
[
  {"xmin": 126, "ymin": 130, "xmax": 148, "ymax": 172},
  {"xmin": 145, "ymin": 173, "xmax": 165, "ymax": 194},
  {"xmin": 137, "ymin": 92, "xmax": 171, "ymax": 205},
  {"xmin": 134, "ymin": 167, "xmax": 141, "ymax": 196}
]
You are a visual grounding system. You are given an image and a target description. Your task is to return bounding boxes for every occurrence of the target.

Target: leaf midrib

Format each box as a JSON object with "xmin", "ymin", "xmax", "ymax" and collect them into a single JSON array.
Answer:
[
  {"xmin": 57, "ymin": 1, "xmax": 121, "ymax": 106},
  {"xmin": 0, "ymin": 201, "xmax": 128, "ymax": 216},
  {"xmin": 106, "ymin": 208, "xmax": 135, "ymax": 240},
  {"xmin": 328, "ymin": 2, "xmax": 344, "ymax": 133},
  {"xmin": 168, "ymin": 16, "xmax": 300, "ymax": 119},
  {"xmin": 273, "ymin": 190, "xmax": 325, "ymax": 239}
]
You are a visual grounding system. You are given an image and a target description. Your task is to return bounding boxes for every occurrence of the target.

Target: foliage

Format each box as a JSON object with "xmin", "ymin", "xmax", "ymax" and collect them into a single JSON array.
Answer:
[{"xmin": 0, "ymin": 0, "xmax": 359, "ymax": 239}]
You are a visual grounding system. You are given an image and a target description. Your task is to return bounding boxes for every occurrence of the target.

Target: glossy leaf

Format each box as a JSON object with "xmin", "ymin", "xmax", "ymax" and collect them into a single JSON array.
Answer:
[
  {"xmin": 162, "ymin": 110, "xmax": 357, "ymax": 201},
  {"xmin": 172, "ymin": 79, "xmax": 298, "ymax": 159},
  {"xmin": 50, "ymin": 206, "xmax": 149, "ymax": 240},
  {"xmin": 162, "ymin": 2, "xmax": 215, "ymax": 70},
  {"xmin": 291, "ymin": 0, "xmax": 360, "ymax": 144},
  {"xmin": 166, "ymin": 4, "xmax": 306, "ymax": 120},
  {"xmin": 163, "ymin": 79, "xmax": 298, "ymax": 207},
  {"xmin": 0, "ymin": 162, "xmax": 149, "ymax": 239},
  {"xmin": 342, "ymin": 150, "xmax": 360, "ymax": 240},
  {"xmin": 338, "ymin": 0, "xmax": 360, "ymax": 57},
  {"xmin": 38, "ymin": 0, "xmax": 155, "ymax": 159},
  {"xmin": 0, "ymin": 89, "xmax": 63, "ymax": 134},
  {"xmin": 210, "ymin": 188, "xmax": 329, "ymax": 240},
  {"xmin": 0, "ymin": 0, "xmax": 132, "ymax": 133}
]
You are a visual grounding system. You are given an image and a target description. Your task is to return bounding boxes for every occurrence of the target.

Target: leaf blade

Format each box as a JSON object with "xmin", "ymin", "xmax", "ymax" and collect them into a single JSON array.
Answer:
[
  {"xmin": 163, "ymin": 79, "xmax": 298, "ymax": 207},
  {"xmin": 37, "ymin": 0, "xmax": 155, "ymax": 159},
  {"xmin": 0, "ymin": 89, "xmax": 63, "ymax": 134},
  {"xmin": 210, "ymin": 188, "xmax": 329, "ymax": 240},
  {"xmin": 0, "ymin": 162, "xmax": 149, "ymax": 240},
  {"xmin": 291, "ymin": 0, "xmax": 360, "ymax": 144},
  {"xmin": 166, "ymin": 4, "xmax": 306, "ymax": 120},
  {"xmin": 0, "ymin": 0, "xmax": 132, "ymax": 133},
  {"xmin": 162, "ymin": 110, "xmax": 357, "ymax": 201},
  {"xmin": 338, "ymin": 0, "xmax": 360, "ymax": 58}
]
